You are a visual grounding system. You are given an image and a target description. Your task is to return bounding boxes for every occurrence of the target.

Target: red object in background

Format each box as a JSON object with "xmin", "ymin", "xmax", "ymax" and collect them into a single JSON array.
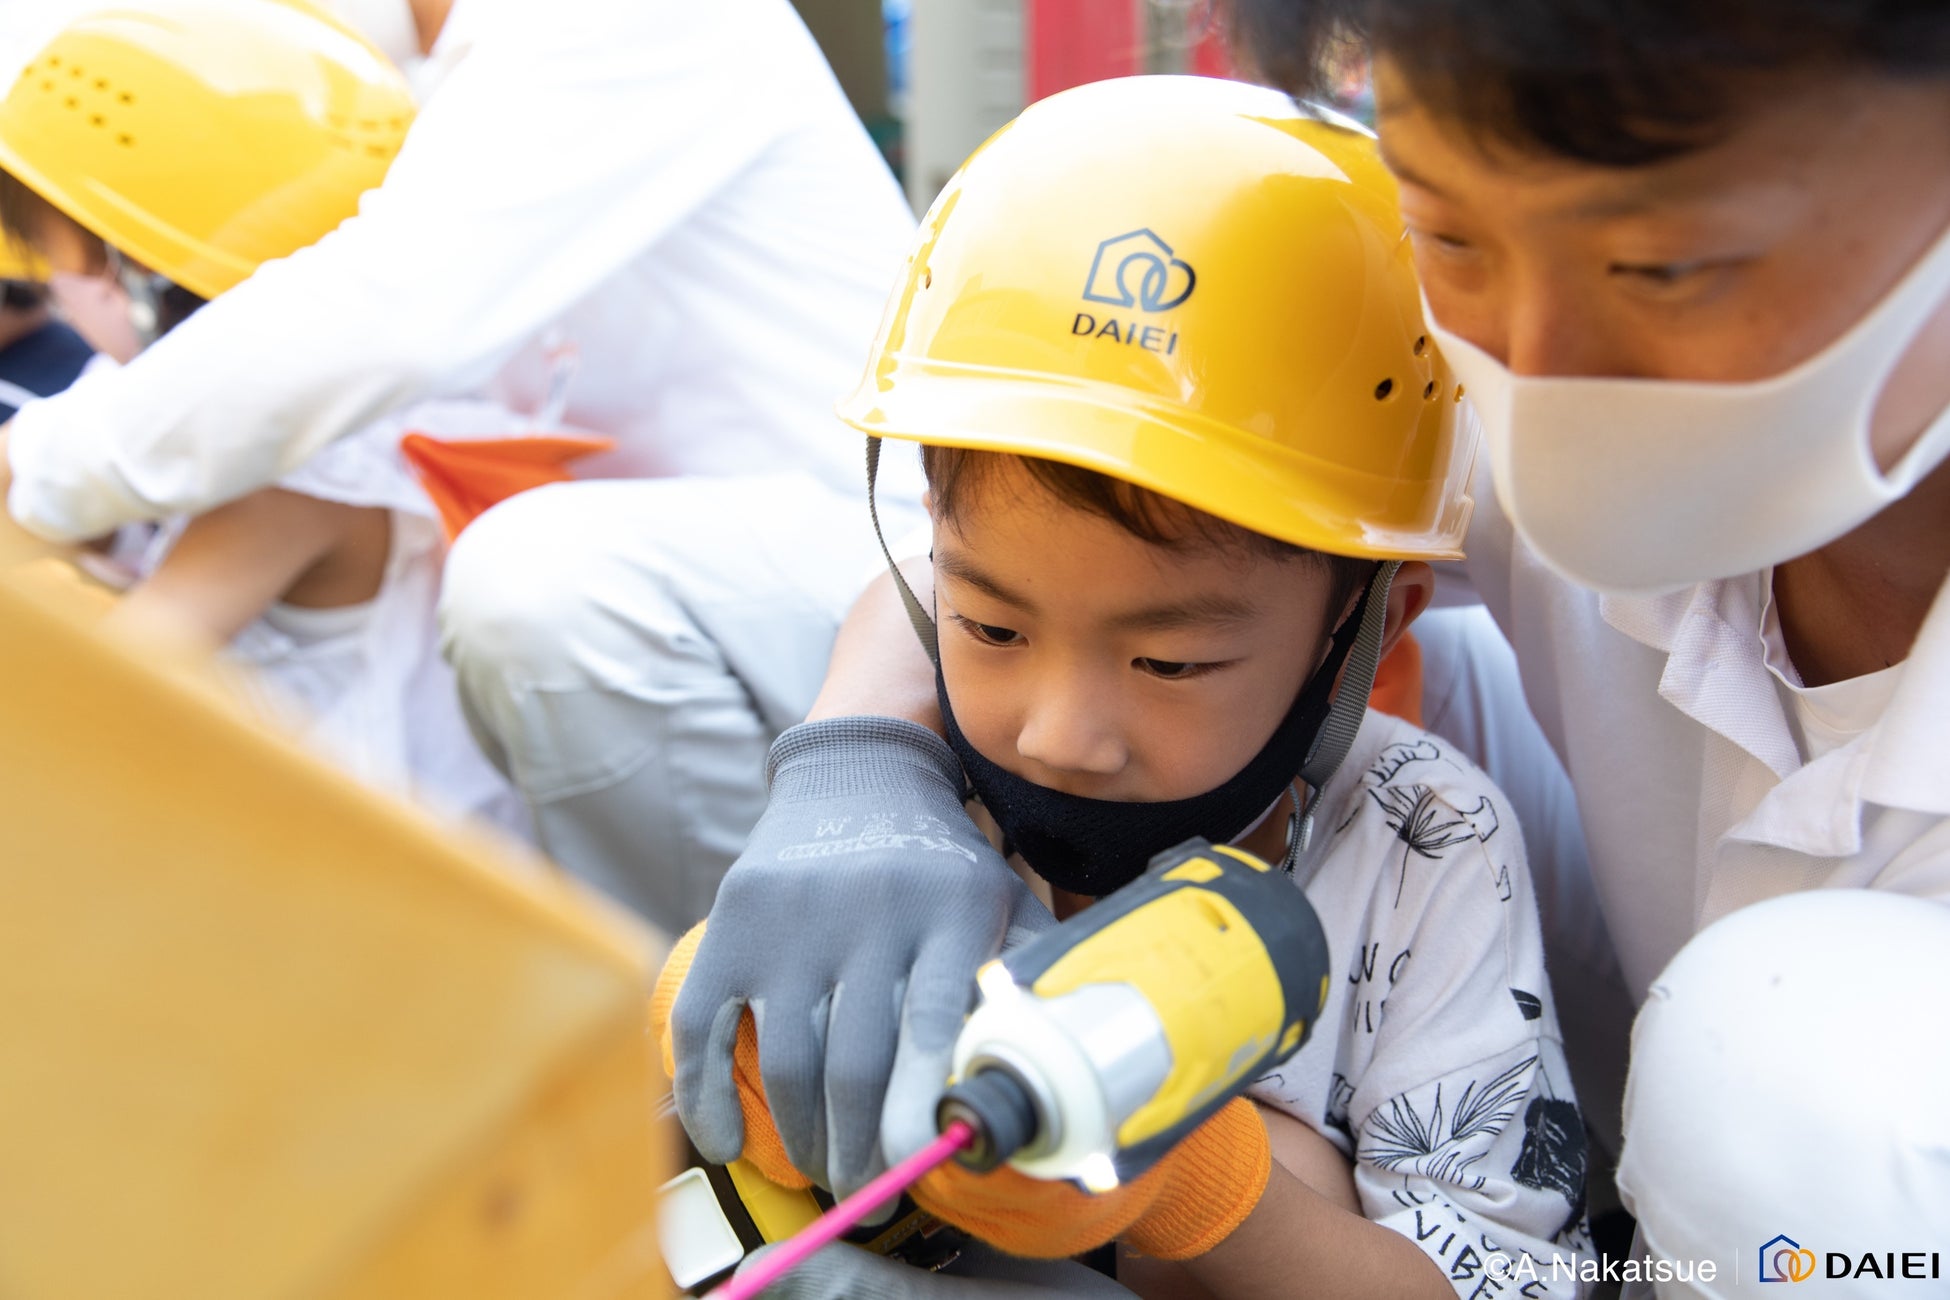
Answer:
[
  {"xmin": 400, "ymin": 431, "xmax": 615, "ymax": 541},
  {"xmin": 1188, "ymin": 14, "xmax": 1236, "ymax": 79},
  {"xmin": 1026, "ymin": 0, "xmax": 1236, "ymax": 103}
]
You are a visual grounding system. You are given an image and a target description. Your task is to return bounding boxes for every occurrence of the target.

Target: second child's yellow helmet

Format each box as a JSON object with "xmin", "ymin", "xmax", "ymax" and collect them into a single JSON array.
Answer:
[
  {"xmin": 838, "ymin": 75, "xmax": 1477, "ymax": 561},
  {"xmin": 0, "ymin": 0, "xmax": 416, "ymax": 300}
]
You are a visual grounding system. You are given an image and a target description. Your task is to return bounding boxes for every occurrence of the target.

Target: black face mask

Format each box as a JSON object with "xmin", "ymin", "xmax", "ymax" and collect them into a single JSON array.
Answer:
[{"xmin": 936, "ymin": 591, "xmax": 1369, "ymax": 897}]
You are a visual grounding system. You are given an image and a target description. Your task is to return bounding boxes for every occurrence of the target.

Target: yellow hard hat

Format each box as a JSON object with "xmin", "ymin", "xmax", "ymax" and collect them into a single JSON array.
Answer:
[
  {"xmin": 838, "ymin": 76, "xmax": 1477, "ymax": 560},
  {"xmin": 0, "ymin": 237, "xmax": 48, "ymax": 282},
  {"xmin": 0, "ymin": 0, "xmax": 416, "ymax": 300}
]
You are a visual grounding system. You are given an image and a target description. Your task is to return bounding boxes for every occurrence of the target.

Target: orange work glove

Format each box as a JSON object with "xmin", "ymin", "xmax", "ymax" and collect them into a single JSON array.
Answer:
[
  {"xmin": 911, "ymin": 1096, "xmax": 1271, "ymax": 1260},
  {"xmin": 655, "ymin": 926, "xmax": 1270, "ymax": 1260},
  {"xmin": 649, "ymin": 922, "xmax": 810, "ymax": 1190}
]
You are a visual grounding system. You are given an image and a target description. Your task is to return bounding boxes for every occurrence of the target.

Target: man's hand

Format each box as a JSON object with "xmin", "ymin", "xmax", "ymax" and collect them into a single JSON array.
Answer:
[{"xmin": 670, "ymin": 717, "xmax": 1052, "ymax": 1200}]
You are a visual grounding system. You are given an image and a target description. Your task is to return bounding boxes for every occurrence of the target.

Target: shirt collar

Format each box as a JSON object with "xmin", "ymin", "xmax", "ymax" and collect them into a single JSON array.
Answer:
[
  {"xmin": 1601, "ymin": 569, "xmax": 1950, "ymax": 824},
  {"xmin": 1858, "ymin": 574, "xmax": 1950, "ymax": 816},
  {"xmin": 1600, "ymin": 576, "xmax": 1803, "ymax": 780}
]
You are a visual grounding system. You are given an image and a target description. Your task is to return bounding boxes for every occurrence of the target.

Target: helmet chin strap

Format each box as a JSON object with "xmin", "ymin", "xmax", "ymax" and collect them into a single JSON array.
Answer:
[
  {"xmin": 1289, "ymin": 559, "xmax": 1400, "ymax": 864},
  {"xmin": 104, "ymin": 248, "xmax": 168, "ymax": 350},
  {"xmin": 868, "ymin": 436, "xmax": 941, "ymax": 664},
  {"xmin": 869, "ymin": 433, "xmax": 1400, "ymax": 869}
]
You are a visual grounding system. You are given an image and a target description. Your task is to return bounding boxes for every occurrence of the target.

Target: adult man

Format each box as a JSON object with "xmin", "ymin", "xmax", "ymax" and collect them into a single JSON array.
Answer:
[
  {"xmin": 674, "ymin": 1, "xmax": 1950, "ymax": 1290},
  {"xmin": 0, "ymin": 0, "xmax": 923, "ymax": 935}
]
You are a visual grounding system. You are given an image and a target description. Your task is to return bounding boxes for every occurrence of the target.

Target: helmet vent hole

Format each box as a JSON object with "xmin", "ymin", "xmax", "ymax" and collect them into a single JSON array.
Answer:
[
  {"xmin": 1453, "ymin": 384, "xmax": 1466, "ymax": 402},
  {"xmin": 922, "ymin": 268, "xmax": 932, "ymax": 289},
  {"xmin": 1413, "ymin": 335, "xmax": 1427, "ymax": 356},
  {"xmin": 119, "ymin": 92, "xmax": 134, "ymax": 104},
  {"xmin": 1373, "ymin": 378, "xmax": 1394, "ymax": 401},
  {"xmin": 117, "ymin": 133, "xmax": 133, "ymax": 147},
  {"xmin": 64, "ymin": 96, "xmax": 77, "ymax": 109},
  {"xmin": 89, "ymin": 114, "xmax": 103, "ymax": 127},
  {"xmin": 1422, "ymin": 381, "xmax": 1436, "ymax": 400}
]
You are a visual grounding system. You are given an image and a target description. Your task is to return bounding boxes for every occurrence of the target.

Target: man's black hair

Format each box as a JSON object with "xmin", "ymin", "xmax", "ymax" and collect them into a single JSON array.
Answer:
[{"xmin": 1225, "ymin": 0, "xmax": 1950, "ymax": 164}]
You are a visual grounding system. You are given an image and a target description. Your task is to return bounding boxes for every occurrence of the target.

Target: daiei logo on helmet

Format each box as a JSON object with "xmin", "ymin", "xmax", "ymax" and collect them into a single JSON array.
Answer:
[{"xmin": 1072, "ymin": 229, "xmax": 1193, "ymax": 354}]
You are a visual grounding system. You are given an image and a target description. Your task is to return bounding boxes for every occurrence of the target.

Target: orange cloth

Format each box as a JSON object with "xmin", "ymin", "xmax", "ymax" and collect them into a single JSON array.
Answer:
[
  {"xmin": 399, "ymin": 430, "xmax": 615, "ymax": 540},
  {"xmin": 1367, "ymin": 629, "xmax": 1423, "ymax": 727},
  {"xmin": 914, "ymin": 1097, "xmax": 1270, "ymax": 1260},
  {"xmin": 651, "ymin": 922, "xmax": 811, "ymax": 1190},
  {"xmin": 654, "ymin": 926, "xmax": 1271, "ymax": 1260}
]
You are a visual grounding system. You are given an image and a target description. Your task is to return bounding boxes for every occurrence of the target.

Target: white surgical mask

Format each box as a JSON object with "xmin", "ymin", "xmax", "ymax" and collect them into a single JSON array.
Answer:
[{"xmin": 1429, "ymin": 220, "xmax": 1950, "ymax": 595}]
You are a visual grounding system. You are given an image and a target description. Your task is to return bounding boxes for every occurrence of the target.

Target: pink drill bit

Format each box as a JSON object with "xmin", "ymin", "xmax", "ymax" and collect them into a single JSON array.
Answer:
[{"xmin": 706, "ymin": 1121, "xmax": 976, "ymax": 1300}]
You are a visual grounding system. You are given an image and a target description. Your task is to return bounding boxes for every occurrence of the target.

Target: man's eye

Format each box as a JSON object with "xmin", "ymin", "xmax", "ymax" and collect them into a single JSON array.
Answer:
[
  {"xmin": 1407, "ymin": 226, "xmax": 1475, "ymax": 258},
  {"xmin": 1609, "ymin": 259, "xmax": 1709, "ymax": 287}
]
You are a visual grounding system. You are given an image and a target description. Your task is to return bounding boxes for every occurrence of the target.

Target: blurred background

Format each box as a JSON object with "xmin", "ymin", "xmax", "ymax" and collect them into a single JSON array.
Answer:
[{"xmin": 0, "ymin": 2, "xmax": 1367, "ymax": 219}]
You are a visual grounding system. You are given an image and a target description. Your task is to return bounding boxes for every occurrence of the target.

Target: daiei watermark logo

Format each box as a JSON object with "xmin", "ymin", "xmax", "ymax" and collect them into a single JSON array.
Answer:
[
  {"xmin": 1476, "ymin": 1235, "xmax": 1944, "ymax": 1290},
  {"xmin": 1761, "ymin": 1235, "xmax": 1817, "ymax": 1283},
  {"xmin": 1759, "ymin": 1234, "xmax": 1942, "ymax": 1283}
]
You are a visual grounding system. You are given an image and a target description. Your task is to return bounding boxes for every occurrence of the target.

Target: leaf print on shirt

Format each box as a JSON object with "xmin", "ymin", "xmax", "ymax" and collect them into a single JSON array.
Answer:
[
  {"xmin": 1364, "ymin": 1056, "xmax": 1535, "ymax": 1191},
  {"xmin": 1512, "ymin": 1094, "xmax": 1589, "ymax": 1242},
  {"xmin": 1368, "ymin": 737, "xmax": 1444, "ymax": 786},
  {"xmin": 1372, "ymin": 783, "xmax": 1481, "ymax": 905}
]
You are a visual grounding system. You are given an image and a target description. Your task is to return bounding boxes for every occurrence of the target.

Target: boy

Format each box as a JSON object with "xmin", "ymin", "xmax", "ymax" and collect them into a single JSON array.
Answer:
[
  {"xmin": 659, "ymin": 77, "xmax": 1592, "ymax": 1297},
  {"xmin": 0, "ymin": 0, "xmax": 552, "ymax": 835}
]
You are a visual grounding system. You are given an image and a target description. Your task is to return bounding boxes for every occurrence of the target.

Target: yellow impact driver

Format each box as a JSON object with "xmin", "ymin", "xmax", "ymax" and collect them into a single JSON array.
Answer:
[{"xmin": 937, "ymin": 837, "xmax": 1332, "ymax": 1191}]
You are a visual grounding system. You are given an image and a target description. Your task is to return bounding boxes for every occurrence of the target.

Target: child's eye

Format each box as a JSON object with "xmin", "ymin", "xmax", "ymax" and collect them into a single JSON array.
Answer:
[
  {"xmin": 1136, "ymin": 657, "xmax": 1212, "ymax": 680},
  {"xmin": 951, "ymin": 614, "xmax": 1022, "ymax": 647}
]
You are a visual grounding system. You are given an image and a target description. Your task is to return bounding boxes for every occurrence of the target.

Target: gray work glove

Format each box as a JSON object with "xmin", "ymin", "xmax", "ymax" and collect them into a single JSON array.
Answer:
[
  {"xmin": 740, "ymin": 1243, "xmax": 1138, "ymax": 1299},
  {"xmin": 672, "ymin": 717, "xmax": 1054, "ymax": 1200}
]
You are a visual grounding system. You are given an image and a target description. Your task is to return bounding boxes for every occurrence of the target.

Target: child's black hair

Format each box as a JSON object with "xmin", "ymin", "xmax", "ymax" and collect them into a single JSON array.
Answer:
[
  {"xmin": 0, "ymin": 168, "xmax": 207, "ymax": 334},
  {"xmin": 1225, "ymin": 0, "xmax": 1950, "ymax": 166},
  {"xmin": 920, "ymin": 443, "xmax": 1375, "ymax": 616}
]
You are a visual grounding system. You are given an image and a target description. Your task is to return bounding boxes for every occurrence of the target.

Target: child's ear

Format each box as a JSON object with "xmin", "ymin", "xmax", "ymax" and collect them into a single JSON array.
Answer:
[{"xmin": 1376, "ymin": 561, "xmax": 1436, "ymax": 662}]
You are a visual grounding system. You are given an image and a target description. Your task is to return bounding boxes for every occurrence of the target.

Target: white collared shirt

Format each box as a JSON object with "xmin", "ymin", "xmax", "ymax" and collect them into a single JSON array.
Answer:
[{"xmin": 1463, "ymin": 456, "xmax": 1950, "ymax": 1008}]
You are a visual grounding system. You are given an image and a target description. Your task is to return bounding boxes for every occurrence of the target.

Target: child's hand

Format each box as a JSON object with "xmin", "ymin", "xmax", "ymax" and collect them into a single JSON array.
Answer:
[
  {"xmin": 650, "ymin": 922, "xmax": 810, "ymax": 1190},
  {"xmin": 656, "ymin": 920, "xmax": 1270, "ymax": 1264},
  {"xmin": 909, "ymin": 1097, "xmax": 1271, "ymax": 1261}
]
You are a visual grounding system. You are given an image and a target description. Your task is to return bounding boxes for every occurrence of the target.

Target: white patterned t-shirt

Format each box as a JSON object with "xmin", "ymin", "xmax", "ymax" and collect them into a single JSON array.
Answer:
[{"xmin": 1247, "ymin": 708, "xmax": 1597, "ymax": 1298}]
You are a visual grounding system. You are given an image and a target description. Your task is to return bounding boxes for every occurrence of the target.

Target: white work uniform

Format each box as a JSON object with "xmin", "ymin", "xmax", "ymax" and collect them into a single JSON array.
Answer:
[
  {"xmin": 1249, "ymin": 709, "xmax": 1594, "ymax": 1297},
  {"xmin": 132, "ymin": 401, "xmax": 532, "ymax": 839},
  {"xmin": 5, "ymin": 0, "xmax": 927, "ymax": 935},
  {"xmin": 1427, "ymin": 450, "xmax": 1950, "ymax": 1293}
]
